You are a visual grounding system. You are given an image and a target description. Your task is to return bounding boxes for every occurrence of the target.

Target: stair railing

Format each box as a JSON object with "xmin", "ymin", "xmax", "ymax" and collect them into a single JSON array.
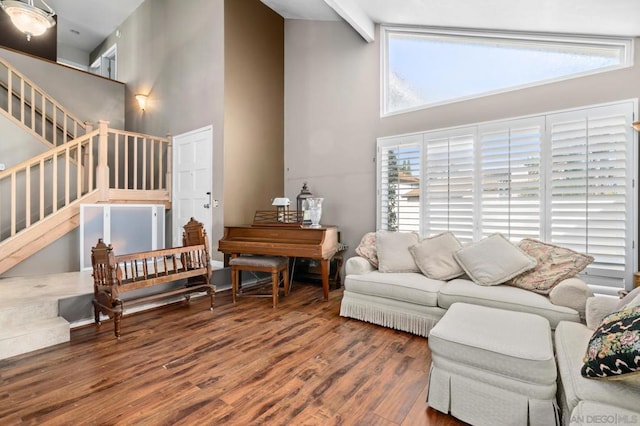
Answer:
[
  {"xmin": 0, "ymin": 56, "xmax": 87, "ymax": 148},
  {"xmin": 0, "ymin": 121, "xmax": 171, "ymax": 243}
]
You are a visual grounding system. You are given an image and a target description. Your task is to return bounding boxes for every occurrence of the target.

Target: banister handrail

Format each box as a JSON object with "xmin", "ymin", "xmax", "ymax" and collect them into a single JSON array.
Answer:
[
  {"xmin": 0, "ymin": 125, "xmax": 172, "ymax": 245},
  {"xmin": 0, "ymin": 129, "xmax": 99, "ymax": 180},
  {"xmin": 0, "ymin": 56, "xmax": 87, "ymax": 147}
]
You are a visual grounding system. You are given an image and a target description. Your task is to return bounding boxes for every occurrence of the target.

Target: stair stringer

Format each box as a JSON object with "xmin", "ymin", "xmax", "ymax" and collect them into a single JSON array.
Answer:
[
  {"xmin": 0, "ymin": 106, "xmax": 56, "ymax": 150},
  {"xmin": 0, "ymin": 190, "xmax": 101, "ymax": 275}
]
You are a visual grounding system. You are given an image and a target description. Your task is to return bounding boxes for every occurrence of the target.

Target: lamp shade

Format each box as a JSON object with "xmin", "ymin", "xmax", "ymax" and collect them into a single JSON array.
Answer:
[
  {"xmin": 135, "ymin": 94, "xmax": 148, "ymax": 111},
  {"xmin": 632, "ymin": 121, "xmax": 640, "ymax": 132}
]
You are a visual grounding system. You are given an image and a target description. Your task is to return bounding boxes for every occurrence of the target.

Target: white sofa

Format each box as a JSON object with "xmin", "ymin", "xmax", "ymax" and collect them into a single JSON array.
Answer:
[
  {"xmin": 555, "ymin": 296, "xmax": 640, "ymax": 425},
  {"xmin": 340, "ymin": 239, "xmax": 640, "ymax": 425},
  {"xmin": 340, "ymin": 255, "xmax": 585, "ymax": 337}
]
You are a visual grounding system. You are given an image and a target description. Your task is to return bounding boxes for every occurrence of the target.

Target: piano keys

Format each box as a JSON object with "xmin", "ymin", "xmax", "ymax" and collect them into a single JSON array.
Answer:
[{"xmin": 218, "ymin": 225, "xmax": 339, "ymax": 301}]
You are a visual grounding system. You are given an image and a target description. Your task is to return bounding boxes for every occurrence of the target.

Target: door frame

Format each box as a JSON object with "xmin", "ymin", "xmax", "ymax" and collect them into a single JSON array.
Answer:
[{"xmin": 172, "ymin": 125, "xmax": 213, "ymax": 251}]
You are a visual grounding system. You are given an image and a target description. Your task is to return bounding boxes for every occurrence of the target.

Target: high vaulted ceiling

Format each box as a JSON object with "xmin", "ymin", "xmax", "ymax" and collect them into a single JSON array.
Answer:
[
  {"xmin": 47, "ymin": 0, "xmax": 145, "ymax": 52},
  {"xmin": 26, "ymin": 0, "xmax": 640, "ymax": 57},
  {"xmin": 261, "ymin": 0, "xmax": 640, "ymax": 42}
]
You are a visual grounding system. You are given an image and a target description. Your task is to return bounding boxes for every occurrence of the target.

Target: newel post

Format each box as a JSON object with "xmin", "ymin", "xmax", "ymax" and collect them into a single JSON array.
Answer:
[
  {"xmin": 82, "ymin": 121, "xmax": 94, "ymax": 194},
  {"xmin": 97, "ymin": 120, "xmax": 110, "ymax": 201}
]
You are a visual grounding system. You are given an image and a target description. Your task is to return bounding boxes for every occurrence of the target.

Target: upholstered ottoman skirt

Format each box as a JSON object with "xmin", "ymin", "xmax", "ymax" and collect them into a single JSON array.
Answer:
[{"xmin": 427, "ymin": 303, "xmax": 559, "ymax": 426}]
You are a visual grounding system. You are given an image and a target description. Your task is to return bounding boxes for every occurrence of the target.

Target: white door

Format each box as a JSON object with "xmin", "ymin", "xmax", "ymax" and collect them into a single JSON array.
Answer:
[{"xmin": 172, "ymin": 126, "xmax": 213, "ymax": 250}]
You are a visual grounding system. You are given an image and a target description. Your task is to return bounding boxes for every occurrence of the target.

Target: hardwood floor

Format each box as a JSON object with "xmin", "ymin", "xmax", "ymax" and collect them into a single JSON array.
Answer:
[{"xmin": 0, "ymin": 283, "xmax": 464, "ymax": 425}]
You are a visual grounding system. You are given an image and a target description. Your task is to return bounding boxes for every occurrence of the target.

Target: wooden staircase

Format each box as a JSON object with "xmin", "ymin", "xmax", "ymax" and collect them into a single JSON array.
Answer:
[{"xmin": 0, "ymin": 55, "xmax": 173, "ymax": 360}]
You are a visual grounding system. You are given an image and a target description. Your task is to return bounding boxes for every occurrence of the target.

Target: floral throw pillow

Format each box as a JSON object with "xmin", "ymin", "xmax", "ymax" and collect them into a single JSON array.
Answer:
[
  {"xmin": 581, "ymin": 304, "xmax": 640, "ymax": 379},
  {"xmin": 355, "ymin": 232, "xmax": 378, "ymax": 268},
  {"xmin": 509, "ymin": 239, "xmax": 593, "ymax": 294}
]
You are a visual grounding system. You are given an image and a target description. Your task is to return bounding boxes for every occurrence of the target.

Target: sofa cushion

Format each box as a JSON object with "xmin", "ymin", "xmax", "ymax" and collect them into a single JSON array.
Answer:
[
  {"xmin": 555, "ymin": 321, "xmax": 640, "ymax": 414},
  {"xmin": 409, "ymin": 232, "xmax": 465, "ymax": 280},
  {"xmin": 581, "ymin": 304, "xmax": 640, "ymax": 379},
  {"xmin": 510, "ymin": 239, "xmax": 593, "ymax": 294},
  {"xmin": 376, "ymin": 231, "xmax": 420, "ymax": 273},
  {"xmin": 344, "ymin": 271, "xmax": 444, "ymax": 307},
  {"xmin": 355, "ymin": 232, "xmax": 378, "ymax": 268},
  {"xmin": 453, "ymin": 233, "xmax": 536, "ymax": 286},
  {"xmin": 438, "ymin": 279, "xmax": 580, "ymax": 328}
]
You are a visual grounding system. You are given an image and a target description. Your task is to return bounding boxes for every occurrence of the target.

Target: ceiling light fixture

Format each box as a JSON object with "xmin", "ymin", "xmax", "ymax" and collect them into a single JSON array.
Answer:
[{"xmin": 0, "ymin": 0, "xmax": 56, "ymax": 42}]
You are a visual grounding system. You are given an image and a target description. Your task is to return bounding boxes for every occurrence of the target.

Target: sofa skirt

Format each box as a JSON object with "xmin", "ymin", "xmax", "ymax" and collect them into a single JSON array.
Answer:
[{"xmin": 339, "ymin": 290, "xmax": 445, "ymax": 337}]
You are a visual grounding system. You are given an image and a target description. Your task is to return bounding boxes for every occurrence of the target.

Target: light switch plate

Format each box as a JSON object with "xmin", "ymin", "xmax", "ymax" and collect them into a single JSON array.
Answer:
[{"xmin": 0, "ymin": 163, "xmax": 5, "ymax": 171}]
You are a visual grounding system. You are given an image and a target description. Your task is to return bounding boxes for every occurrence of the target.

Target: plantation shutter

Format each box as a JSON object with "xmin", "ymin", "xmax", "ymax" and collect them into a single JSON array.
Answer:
[
  {"xmin": 478, "ymin": 118, "xmax": 544, "ymax": 241},
  {"xmin": 377, "ymin": 135, "xmax": 422, "ymax": 232},
  {"xmin": 546, "ymin": 103, "xmax": 635, "ymax": 295},
  {"xmin": 423, "ymin": 129, "xmax": 475, "ymax": 242}
]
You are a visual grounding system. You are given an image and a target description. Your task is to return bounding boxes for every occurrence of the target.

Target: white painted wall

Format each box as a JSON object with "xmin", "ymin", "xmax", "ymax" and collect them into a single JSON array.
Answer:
[
  {"xmin": 0, "ymin": 48, "xmax": 125, "ymax": 129},
  {"xmin": 103, "ymin": 0, "xmax": 226, "ymax": 259},
  {"xmin": 284, "ymin": 20, "xmax": 640, "ymax": 256}
]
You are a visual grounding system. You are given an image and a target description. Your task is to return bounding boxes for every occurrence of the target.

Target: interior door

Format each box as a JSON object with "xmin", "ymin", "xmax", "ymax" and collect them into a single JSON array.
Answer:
[{"xmin": 172, "ymin": 126, "xmax": 213, "ymax": 251}]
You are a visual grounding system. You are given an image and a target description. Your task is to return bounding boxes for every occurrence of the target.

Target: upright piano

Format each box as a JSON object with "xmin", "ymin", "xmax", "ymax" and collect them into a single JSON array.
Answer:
[{"xmin": 218, "ymin": 225, "xmax": 338, "ymax": 300}]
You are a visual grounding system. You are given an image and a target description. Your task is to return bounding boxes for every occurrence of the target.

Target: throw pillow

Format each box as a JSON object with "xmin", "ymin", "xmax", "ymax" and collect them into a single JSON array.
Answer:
[
  {"xmin": 453, "ymin": 233, "xmax": 537, "ymax": 286},
  {"xmin": 355, "ymin": 232, "xmax": 378, "ymax": 268},
  {"xmin": 509, "ymin": 239, "xmax": 594, "ymax": 295},
  {"xmin": 375, "ymin": 231, "xmax": 420, "ymax": 273},
  {"xmin": 409, "ymin": 232, "xmax": 465, "ymax": 280},
  {"xmin": 581, "ymin": 304, "xmax": 640, "ymax": 379}
]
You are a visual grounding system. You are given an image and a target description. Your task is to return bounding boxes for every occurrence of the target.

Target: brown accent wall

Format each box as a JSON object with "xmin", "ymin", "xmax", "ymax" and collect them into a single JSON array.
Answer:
[{"xmin": 223, "ymin": 0, "xmax": 284, "ymax": 226}]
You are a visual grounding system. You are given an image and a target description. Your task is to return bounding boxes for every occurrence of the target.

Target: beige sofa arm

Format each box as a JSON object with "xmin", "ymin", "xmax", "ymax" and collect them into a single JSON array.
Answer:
[
  {"xmin": 345, "ymin": 256, "xmax": 376, "ymax": 276},
  {"xmin": 549, "ymin": 278, "xmax": 593, "ymax": 319},
  {"xmin": 585, "ymin": 296, "xmax": 619, "ymax": 330}
]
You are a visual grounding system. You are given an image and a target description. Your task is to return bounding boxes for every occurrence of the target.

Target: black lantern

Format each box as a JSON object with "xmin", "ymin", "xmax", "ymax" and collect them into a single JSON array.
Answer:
[{"xmin": 296, "ymin": 182, "xmax": 313, "ymax": 224}]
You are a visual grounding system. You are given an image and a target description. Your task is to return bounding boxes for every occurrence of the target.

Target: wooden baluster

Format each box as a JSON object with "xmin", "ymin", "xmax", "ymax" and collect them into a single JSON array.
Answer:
[
  {"xmin": 142, "ymin": 137, "xmax": 147, "ymax": 190},
  {"xmin": 52, "ymin": 152, "xmax": 58, "ymax": 212},
  {"xmin": 25, "ymin": 166, "xmax": 30, "ymax": 228}
]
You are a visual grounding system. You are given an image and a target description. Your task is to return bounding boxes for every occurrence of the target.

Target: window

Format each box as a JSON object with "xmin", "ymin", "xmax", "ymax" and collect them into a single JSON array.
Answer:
[
  {"xmin": 382, "ymin": 27, "xmax": 633, "ymax": 115},
  {"xmin": 377, "ymin": 135, "xmax": 421, "ymax": 232},
  {"xmin": 377, "ymin": 101, "xmax": 637, "ymax": 293}
]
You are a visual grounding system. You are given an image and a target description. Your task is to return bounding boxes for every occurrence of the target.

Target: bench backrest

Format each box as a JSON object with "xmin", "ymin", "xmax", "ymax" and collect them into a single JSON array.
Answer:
[{"xmin": 91, "ymin": 217, "xmax": 210, "ymax": 291}]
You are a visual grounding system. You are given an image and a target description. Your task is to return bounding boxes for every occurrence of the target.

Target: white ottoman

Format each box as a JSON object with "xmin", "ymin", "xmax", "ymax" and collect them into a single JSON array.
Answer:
[{"xmin": 427, "ymin": 303, "xmax": 559, "ymax": 426}]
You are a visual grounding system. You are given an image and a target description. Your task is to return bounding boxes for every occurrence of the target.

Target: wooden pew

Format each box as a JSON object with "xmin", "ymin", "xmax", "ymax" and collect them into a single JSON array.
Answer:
[{"xmin": 91, "ymin": 218, "xmax": 214, "ymax": 338}]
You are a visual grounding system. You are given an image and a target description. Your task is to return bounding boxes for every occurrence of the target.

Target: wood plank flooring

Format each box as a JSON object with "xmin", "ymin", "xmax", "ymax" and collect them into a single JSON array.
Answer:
[{"xmin": 0, "ymin": 283, "xmax": 464, "ymax": 425}]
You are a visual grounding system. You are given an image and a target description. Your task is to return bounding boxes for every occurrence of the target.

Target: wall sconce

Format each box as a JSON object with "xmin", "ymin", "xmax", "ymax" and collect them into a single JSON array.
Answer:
[
  {"xmin": 633, "ymin": 121, "xmax": 640, "ymax": 133},
  {"xmin": 135, "ymin": 94, "xmax": 148, "ymax": 111}
]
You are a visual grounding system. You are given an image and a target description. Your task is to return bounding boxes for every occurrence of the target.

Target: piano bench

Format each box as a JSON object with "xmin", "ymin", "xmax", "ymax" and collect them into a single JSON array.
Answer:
[{"xmin": 229, "ymin": 256, "xmax": 289, "ymax": 308}]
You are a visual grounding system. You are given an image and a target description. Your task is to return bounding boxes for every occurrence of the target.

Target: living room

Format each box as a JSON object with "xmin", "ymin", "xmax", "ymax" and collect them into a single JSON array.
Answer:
[{"xmin": 0, "ymin": 0, "xmax": 639, "ymax": 424}]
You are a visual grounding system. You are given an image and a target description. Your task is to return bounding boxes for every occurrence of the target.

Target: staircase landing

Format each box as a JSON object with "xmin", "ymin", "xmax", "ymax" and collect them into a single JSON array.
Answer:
[{"xmin": 0, "ymin": 271, "xmax": 92, "ymax": 360}]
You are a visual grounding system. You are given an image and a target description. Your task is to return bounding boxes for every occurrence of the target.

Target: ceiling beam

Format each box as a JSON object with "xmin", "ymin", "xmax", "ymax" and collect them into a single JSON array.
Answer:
[{"xmin": 323, "ymin": 0, "xmax": 375, "ymax": 42}]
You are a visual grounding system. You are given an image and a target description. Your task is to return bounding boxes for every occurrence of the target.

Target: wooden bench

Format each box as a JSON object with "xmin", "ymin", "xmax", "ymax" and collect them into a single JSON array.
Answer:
[{"xmin": 91, "ymin": 218, "xmax": 214, "ymax": 338}]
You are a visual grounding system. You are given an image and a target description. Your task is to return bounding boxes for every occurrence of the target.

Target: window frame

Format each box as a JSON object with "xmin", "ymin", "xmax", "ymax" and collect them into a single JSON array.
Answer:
[
  {"xmin": 381, "ymin": 26, "xmax": 634, "ymax": 117},
  {"xmin": 376, "ymin": 100, "xmax": 638, "ymax": 293}
]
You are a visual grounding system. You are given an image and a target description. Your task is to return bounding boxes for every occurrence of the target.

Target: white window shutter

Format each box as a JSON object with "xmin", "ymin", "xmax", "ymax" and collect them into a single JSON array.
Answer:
[
  {"xmin": 377, "ymin": 101, "xmax": 636, "ymax": 293},
  {"xmin": 547, "ymin": 103, "xmax": 635, "ymax": 294},
  {"xmin": 424, "ymin": 128, "xmax": 475, "ymax": 242},
  {"xmin": 478, "ymin": 118, "xmax": 544, "ymax": 241}
]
